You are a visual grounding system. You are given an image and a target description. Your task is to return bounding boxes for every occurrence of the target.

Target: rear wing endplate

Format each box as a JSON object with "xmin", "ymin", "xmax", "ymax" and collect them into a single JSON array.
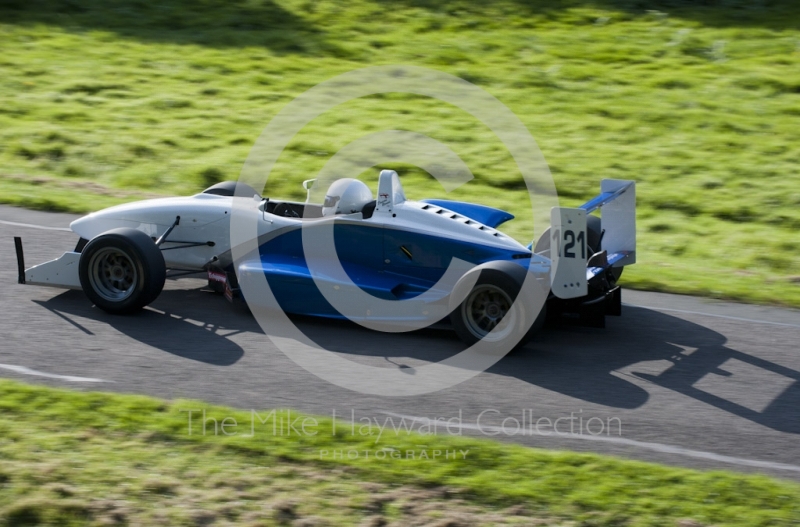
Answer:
[
  {"xmin": 585, "ymin": 179, "xmax": 636, "ymax": 265},
  {"xmin": 551, "ymin": 179, "xmax": 635, "ymax": 299}
]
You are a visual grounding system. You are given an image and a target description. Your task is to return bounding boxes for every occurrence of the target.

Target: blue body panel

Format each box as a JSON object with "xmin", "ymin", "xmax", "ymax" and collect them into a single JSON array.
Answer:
[
  {"xmin": 242, "ymin": 220, "xmax": 531, "ymax": 319},
  {"xmin": 420, "ymin": 200, "xmax": 515, "ymax": 229}
]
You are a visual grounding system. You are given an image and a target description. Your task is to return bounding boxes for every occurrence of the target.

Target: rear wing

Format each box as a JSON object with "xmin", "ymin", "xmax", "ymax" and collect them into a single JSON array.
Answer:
[{"xmin": 551, "ymin": 179, "xmax": 635, "ymax": 299}]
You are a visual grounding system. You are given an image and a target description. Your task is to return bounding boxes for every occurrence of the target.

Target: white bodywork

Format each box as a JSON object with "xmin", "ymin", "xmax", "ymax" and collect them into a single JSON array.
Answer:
[
  {"xmin": 23, "ymin": 192, "xmax": 253, "ymax": 289},
  {"xmin": 69, "ymin": 171, "xmax": 531, "ymax": 270},
  {"xmin": 25, "ymin": 252, "xmax": 82, "ymax": 289},
  {"xmin": 70, "ymin": 193, "xmax": 238, "ymax": 270},
  {"xmin": 376, "ymin": 172, "xmax": 529, "ymax": 252},
  {"xmin": 20, "ymin": 170, "xmax": 635, "ymax": 298}
]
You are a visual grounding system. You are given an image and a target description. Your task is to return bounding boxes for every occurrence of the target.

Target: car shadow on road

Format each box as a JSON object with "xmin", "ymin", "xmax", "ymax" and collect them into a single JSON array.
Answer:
[
  {"xmin": 36, "ymin": 285, "xmax": 800, "ymax": 433},
  {"xmin": 35, "ymin": 286, "xmax": 248, "ymax": 366},
  {"xmin": 493, "ymin": 304, "xmax": 800, "ymax": 434},
  {"xmin": 290, "ymin": 301, "xmax": 800, "ymax": 435}
]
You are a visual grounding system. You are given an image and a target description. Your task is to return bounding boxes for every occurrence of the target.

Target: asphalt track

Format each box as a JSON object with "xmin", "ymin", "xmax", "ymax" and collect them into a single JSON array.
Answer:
[{"xmin": 2, "ymin": 205, "xmax": 799, "ymax": 480}]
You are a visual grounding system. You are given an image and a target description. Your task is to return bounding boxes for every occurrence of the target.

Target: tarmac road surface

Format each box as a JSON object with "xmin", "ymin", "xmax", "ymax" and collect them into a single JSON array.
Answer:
[{"xmin": 2, "ymin": 205, "xmax": 799, "ymax": 480}]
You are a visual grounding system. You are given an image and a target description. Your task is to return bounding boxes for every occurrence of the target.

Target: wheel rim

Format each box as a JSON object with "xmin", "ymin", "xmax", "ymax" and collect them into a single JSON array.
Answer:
[
  {"xmin": 463, "ymin": 284, "xmax": 517, "ymax": 342},
  {"xmin": 88, "ymin": 247, "xmax": 138, "ymax": 302}
]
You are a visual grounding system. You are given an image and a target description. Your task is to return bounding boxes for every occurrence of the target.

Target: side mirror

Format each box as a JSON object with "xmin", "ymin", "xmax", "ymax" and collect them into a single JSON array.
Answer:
[{"xmin": 258, "ymin": 198, "xmax": 269, "ymax": 212}]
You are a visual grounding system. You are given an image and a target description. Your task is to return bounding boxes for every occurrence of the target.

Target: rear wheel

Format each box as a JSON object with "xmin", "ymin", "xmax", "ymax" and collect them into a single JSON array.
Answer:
[
  {"xmin": 79, "ymin": 228, "xmax": 166, "ymax": 314},
  {"xmin": 451, "ymin": 268, "xmax": 544, "ymax": 350},
  {"xmin": 462, "ymin": 283, "xmax": 516, "ymax": 342}
]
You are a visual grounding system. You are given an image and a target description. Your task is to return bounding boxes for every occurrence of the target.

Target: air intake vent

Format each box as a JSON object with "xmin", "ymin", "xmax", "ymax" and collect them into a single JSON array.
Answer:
[{"xmin": 421, "ymin": 203, "xmax": 500, "ymax": 235}]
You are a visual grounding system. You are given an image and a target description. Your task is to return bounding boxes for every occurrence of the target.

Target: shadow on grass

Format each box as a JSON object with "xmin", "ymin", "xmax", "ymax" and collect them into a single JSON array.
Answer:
[
  {"xmin": 0, "ymin": 0, "xmax": 339, "ymax": 55},
  {"xmin": 373, "ymin": 0, "xmax": 799, "ymax": 30},
  {"xmin": 1, "ymin": 0, "xmax": 797, "ymax": 54}
]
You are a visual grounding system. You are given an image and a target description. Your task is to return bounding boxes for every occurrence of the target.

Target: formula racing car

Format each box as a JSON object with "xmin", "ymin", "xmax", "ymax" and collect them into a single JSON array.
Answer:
[{"xmin": 14, "ymin": 170, "xmax": 635, "ymax": 349}]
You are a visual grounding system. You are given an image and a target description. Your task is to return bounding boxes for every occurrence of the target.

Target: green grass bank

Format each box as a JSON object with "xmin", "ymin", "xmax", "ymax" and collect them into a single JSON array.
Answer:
[
  {"xmin": 1, "ymin": 0, "xmax": 799, "ymax": 306},
  {"xmin": 1, "ymin": 379, "xmax": 799, "ymax": 526}
]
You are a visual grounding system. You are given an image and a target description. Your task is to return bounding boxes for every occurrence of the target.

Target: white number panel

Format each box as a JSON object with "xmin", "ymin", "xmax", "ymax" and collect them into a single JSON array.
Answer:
[{"xmin": 550, "ymin": 207, "xmax": 588, "ymax": 299}]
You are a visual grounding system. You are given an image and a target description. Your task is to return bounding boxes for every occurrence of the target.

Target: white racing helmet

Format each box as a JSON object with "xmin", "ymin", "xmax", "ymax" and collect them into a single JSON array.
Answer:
[{"xmin": 322, "ymin": 178, "xmax": 373, "ymax": 216}]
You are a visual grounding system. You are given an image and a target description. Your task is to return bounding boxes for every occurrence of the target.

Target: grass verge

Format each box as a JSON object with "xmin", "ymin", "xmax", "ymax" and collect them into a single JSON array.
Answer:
[
  {"xmin": 1, "ymin": 0, "xmax": 799, "ymax": 306},
  {"xmin": 0, "ymin": 379, "xmax": 799, "ymax": 526}
]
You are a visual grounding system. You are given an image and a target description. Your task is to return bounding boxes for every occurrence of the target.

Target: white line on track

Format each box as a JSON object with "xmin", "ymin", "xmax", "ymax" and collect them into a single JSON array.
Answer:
[
  {"xmin": 0, "ymin": 364, "xmax": 110, "ymax": 383},
  {"xmin": 0, "ymin": 219, "xmax": 71, "ymax": 232},
  {"xmin": 381, "ymin": 412, "xmax": 800, "ymax": 474},
  {"xmin": 625, "ymin": 304, "xmax": 800, "ymax": 329}
]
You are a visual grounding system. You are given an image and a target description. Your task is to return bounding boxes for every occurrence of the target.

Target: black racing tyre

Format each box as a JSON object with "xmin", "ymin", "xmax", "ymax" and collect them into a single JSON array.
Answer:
[
  {"xmin": 450, "ymin": 266, "xmax": 545, "ymax": 351},
  {"xmin": 533, "ymin": 215, "xmax": 622, "ymax": 281},
  {"xmin": 78, "ymin": 228, "xmax": 166, "ymax": 314}
]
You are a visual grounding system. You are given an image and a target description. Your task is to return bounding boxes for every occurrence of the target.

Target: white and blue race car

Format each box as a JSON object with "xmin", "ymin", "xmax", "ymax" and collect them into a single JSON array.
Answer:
[{"xmin": 15, "ymin": 170, "xmax": 635, "ymax": 348}]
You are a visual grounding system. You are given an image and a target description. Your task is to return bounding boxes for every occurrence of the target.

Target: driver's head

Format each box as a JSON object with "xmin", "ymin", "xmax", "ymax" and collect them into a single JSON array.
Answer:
[{"xmin": 322, "ymin": 178, "xmax": 372, "ymax": 216}]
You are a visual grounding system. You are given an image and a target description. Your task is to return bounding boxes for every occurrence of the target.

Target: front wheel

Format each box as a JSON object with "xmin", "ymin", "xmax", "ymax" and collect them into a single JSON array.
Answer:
[{"xmin": 79, "ymin": 228, "xmax": 166, "ymax": 314}]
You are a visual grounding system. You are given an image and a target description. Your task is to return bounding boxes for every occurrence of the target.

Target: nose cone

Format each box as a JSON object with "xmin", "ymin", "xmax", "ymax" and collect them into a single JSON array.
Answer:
[
  {"xmin": 69, "ymin": 210, "xmax": 140, "ymax": 240},
  {"xmin": 69, "ymin": 213, "xmax": 101, "ymax": 240},
  {"xmin": 69, "ymin": 214, "xmax": 95, "ymax": 238}
]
